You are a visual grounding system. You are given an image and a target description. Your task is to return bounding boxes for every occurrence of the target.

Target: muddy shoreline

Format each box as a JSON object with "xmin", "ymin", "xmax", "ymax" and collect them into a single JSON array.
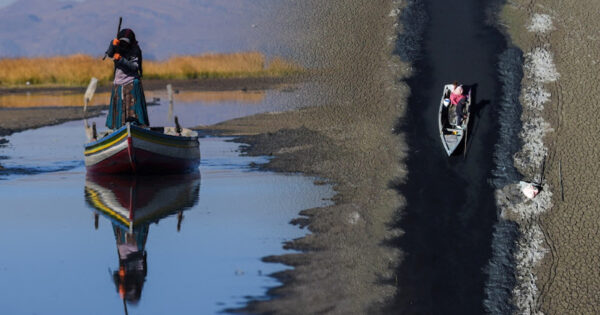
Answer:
[
  {"xmin": 200, "ymin": 1, "xmax": 407, "ymax": 313},
  {"xmin": 0, "ymin": 76, "xmax": 300, "ymax": 137},
  {"xmin": 0, "ymin": 75, "xmax": 303, "ymax": 94},
  {"xmin": 495, "ymin": 1, "xmax": 600, "ymax": 313}
]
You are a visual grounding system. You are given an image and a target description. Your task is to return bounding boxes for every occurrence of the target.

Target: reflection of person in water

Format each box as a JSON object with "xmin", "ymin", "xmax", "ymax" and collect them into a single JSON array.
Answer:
[{"xmin": 112, "ymin": 225, "xmax": 149, "ymax": 304}]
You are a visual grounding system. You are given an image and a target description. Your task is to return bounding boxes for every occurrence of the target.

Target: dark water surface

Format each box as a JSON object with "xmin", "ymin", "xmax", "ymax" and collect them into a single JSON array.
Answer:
[
  {"xmin": 392, "ymin": 0, "xmax": 506, "ymax": 313},
  {"xmin": 0, "ymin": 89, "xmax": 333, "ymax": 314}
]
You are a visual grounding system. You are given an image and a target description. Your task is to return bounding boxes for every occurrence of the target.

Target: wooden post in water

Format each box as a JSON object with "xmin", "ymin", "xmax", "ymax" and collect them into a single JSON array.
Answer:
[
  {"xmin": 167, "ymin": 84, "xmax": 174, "ymax": 122},
  {"xmin": 177, "ymin": 211, "xmax": 183, "ymax": 232}
]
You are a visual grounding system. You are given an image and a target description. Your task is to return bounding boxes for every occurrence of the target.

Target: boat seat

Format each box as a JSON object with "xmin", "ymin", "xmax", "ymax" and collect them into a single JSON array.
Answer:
[{"xmin": 447, "ymin": 105, "xmax": 458, "ymax": 126}]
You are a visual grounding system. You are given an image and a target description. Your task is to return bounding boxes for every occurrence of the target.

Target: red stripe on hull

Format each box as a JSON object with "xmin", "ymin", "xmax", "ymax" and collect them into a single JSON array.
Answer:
[
  {"xmin": 86, "ymin": 148, "xmax": 135, "ymax": 174},
  {"xmin": 131, "ymin": 147, "xmax": 199, "ymax": 174},
  {"xmin": 86, "ymin": 146, "xmax": 199, "ymax": 175}
]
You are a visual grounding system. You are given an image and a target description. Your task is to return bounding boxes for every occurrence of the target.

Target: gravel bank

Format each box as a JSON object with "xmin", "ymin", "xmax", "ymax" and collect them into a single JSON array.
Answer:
[{"xmin": 200, "ymin": 1, "xmax": 409, "ymax": 313}]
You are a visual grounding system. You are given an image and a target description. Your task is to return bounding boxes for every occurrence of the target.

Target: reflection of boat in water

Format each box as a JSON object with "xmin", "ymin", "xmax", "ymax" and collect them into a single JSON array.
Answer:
[
  {"xmin": 84, "ymin": 172, "xmax": 200, "ymax": 307},
  {"xmin": 85, "ymin": 172, "xmax": 200, "ymax": 230}
]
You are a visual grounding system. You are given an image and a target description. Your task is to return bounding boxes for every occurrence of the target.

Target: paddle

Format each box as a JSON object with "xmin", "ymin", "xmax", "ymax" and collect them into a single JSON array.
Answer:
[
  {"xmin": 463, "ymin": 89, "xmax": 472, "ymax": 159},
  {"xmin": 463, "ymin": 122, "xmax": 468, "ymax": 158},
  {"xmin": 103, "ymin": 17, "xmax": 123, "ymax": 60},
  {"xmin": 84, "ymin": 77, "xmax": 99, "ymax": 141}
]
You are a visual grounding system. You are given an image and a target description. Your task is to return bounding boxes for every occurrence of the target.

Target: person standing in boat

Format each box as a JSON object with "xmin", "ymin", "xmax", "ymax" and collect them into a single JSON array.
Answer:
[
  {"xmin": 104, "ymin": 28, "xmax": 149, "ymax": 129},
  {"xmin": 450, "ymin": 84, "xmax": 467, "ymax": 128}
]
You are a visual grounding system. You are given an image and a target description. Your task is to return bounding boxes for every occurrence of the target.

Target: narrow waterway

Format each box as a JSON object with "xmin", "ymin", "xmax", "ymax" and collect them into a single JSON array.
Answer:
[
  {"xmin": 392, "ymin": 0, "xmax": 506, "ymax": 313},
  {"xmin": 0, "ymin": 87, "xmax": 333, "ymax": 314}
]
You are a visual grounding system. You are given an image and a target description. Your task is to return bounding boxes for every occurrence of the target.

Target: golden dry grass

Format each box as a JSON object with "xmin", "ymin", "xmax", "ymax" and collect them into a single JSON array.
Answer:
[
  {"xmin": 0, "ymin": 90, "xmax": 265, "ymax": 108},
  {"xmin": 0, "ymin": 52, "xmax": 302, "ymax": 87}
]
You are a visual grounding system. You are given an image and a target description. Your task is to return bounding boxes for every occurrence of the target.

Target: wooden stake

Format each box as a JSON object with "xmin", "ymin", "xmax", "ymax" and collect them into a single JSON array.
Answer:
[{"xmin": 167, "ymin": 84, "xmax": 174, "ymax": 121}]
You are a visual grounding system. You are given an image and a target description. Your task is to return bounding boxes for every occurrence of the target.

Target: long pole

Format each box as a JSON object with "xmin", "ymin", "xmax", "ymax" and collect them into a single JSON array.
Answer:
[
  {"xmin": 463, "ymin": 125, "xmax": 468, "ymax": 158},
  {"xmin": 463, "ymin": 90, "xmax": 471, "ymax": 158},
  {"xmin": 103, "ymin": 17, "xmax": 122, "ymax": 60}
]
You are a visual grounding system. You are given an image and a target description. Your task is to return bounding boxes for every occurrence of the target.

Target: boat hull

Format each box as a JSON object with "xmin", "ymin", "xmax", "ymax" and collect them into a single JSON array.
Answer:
[{"xmin": 84, "ymin": 123, "xmax": 200, "ymax": 174}]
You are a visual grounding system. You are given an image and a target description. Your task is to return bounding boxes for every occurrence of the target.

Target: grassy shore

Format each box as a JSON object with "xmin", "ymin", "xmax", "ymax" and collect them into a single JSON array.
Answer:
[{"xmin": 0, "ymin": 52, "xmax": 301, "ymax": 87}]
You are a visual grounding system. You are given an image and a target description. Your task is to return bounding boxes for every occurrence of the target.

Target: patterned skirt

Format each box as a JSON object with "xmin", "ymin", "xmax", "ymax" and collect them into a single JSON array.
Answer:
[{"xmin": 105, "ymin": 79, "xmax": 150, "ymax": 129}]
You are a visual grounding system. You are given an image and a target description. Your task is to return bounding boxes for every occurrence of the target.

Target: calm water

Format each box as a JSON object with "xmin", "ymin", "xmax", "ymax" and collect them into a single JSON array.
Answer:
[
  {"xmin": 391, "ymin": 0, "xmax": 504, "ymax": 313},
  {"xmin": 0, "ymin": 89, "xmax": 333, "ymax": 314}
]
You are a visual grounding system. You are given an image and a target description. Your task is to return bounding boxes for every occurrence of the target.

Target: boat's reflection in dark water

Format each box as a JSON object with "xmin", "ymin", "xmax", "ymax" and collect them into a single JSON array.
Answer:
[{"xmin": 84, "ymin": 172, "xmax": 200, "ymax": 307}]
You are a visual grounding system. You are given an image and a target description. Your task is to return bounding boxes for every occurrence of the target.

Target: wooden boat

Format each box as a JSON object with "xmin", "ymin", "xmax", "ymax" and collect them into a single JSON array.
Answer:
[
  {"xmin": 438, "ymin": 84, "xmax": 472, "ymax": 156},
  {"xmin": 84, "ymin": 122, "xmax": 200, "ymax": 174}
]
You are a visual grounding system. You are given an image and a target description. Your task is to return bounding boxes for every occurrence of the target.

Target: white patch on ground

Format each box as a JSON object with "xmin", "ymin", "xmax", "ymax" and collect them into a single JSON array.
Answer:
[
  {"xmin": 347, "ymin": 211, "xmax": 361, "ymax": 225},
  {"xmin": 513, "ymin": 223, "xmax": 549, "ymax": 315},
  {"xmin": 527, "ymin": 13, "xmax": 554, "ymax": 33},
  {"xmin": 523, "ymin": 84, "xmax": 551, "ymax": 110},
  {"xmin": 492, "ymin": 12, "xmax": 559, "ymax": 315},
  {"xmin": 525, "ymin": 48, "xmax": 559, "ymax": 83},
  {"xmin": 511, "ymin": 185, "xmax": 553, "ymax": 219},
  {"xmin": 514, "ymin": 117, "xmax": 553, "ymax": 171}
]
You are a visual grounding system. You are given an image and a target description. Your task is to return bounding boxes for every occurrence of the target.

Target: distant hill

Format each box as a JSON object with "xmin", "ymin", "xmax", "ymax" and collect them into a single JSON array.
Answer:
[{"xmin": 0, "ymin": 0, "xmax": 273, "ymax": 59}]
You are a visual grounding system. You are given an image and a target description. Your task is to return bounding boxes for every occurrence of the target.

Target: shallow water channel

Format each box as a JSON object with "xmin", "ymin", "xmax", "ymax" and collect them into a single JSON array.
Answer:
[
  {"xmin": 0, "ymin": 87, "xmax": 333, "ymax": 314},
  {"xmin": 391, "ymin": 0, "xmax": 506, "ymax": 313}
]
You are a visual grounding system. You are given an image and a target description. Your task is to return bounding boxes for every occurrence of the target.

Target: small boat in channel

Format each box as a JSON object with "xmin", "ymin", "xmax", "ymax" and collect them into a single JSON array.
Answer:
[
  {"xmin": 438, "ymin": 84, "xmax": 472, "ymax": 156},
  {"xmin": 84, "ymin": 122, "xmax": 200, "ymax": 174}
]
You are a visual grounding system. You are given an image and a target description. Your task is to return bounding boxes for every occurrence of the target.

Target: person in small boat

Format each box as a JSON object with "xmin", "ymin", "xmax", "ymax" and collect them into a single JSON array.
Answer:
[
  {"xmin": 105, "ymin": 28, "xmax": 149, "ymax": 129},
  {"xmin": 451, "ymin": 81, "xmax": 459, "ymax": 93},
  {"xmin": 450, "ymin": 85, "xmax": 467, "ymax": 128}
]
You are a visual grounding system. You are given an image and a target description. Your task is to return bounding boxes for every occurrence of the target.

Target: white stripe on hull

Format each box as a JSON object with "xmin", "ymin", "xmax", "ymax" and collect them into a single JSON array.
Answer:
[{"xmin": 85, "ymin": 139, "xmax": 128, "ymax": 166}]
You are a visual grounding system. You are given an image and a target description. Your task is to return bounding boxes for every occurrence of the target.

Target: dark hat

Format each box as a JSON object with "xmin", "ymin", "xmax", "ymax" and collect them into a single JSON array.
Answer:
[{"xmin": 118, "ymin": 28, "xmax": 137, "ymax": 46}]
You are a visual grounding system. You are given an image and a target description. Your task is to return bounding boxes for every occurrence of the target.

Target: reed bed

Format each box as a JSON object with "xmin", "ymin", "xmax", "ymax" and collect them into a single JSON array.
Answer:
[
  {"xmin": 0, "ymin": 90, "xmax": 265, "ymax": 108},
  {"xmin": 0, "ymin": 52, "xmax": 302, "ymax": 87}
]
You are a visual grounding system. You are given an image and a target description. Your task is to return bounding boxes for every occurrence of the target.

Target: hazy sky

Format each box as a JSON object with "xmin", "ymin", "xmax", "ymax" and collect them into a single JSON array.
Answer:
[
  {"xmin": 0, "ymin": 0, "xmax": 16, "ymax": 8},
  {"xmin": 0, "ymin": 0, "xmax": 83, "ymax": 8}
]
